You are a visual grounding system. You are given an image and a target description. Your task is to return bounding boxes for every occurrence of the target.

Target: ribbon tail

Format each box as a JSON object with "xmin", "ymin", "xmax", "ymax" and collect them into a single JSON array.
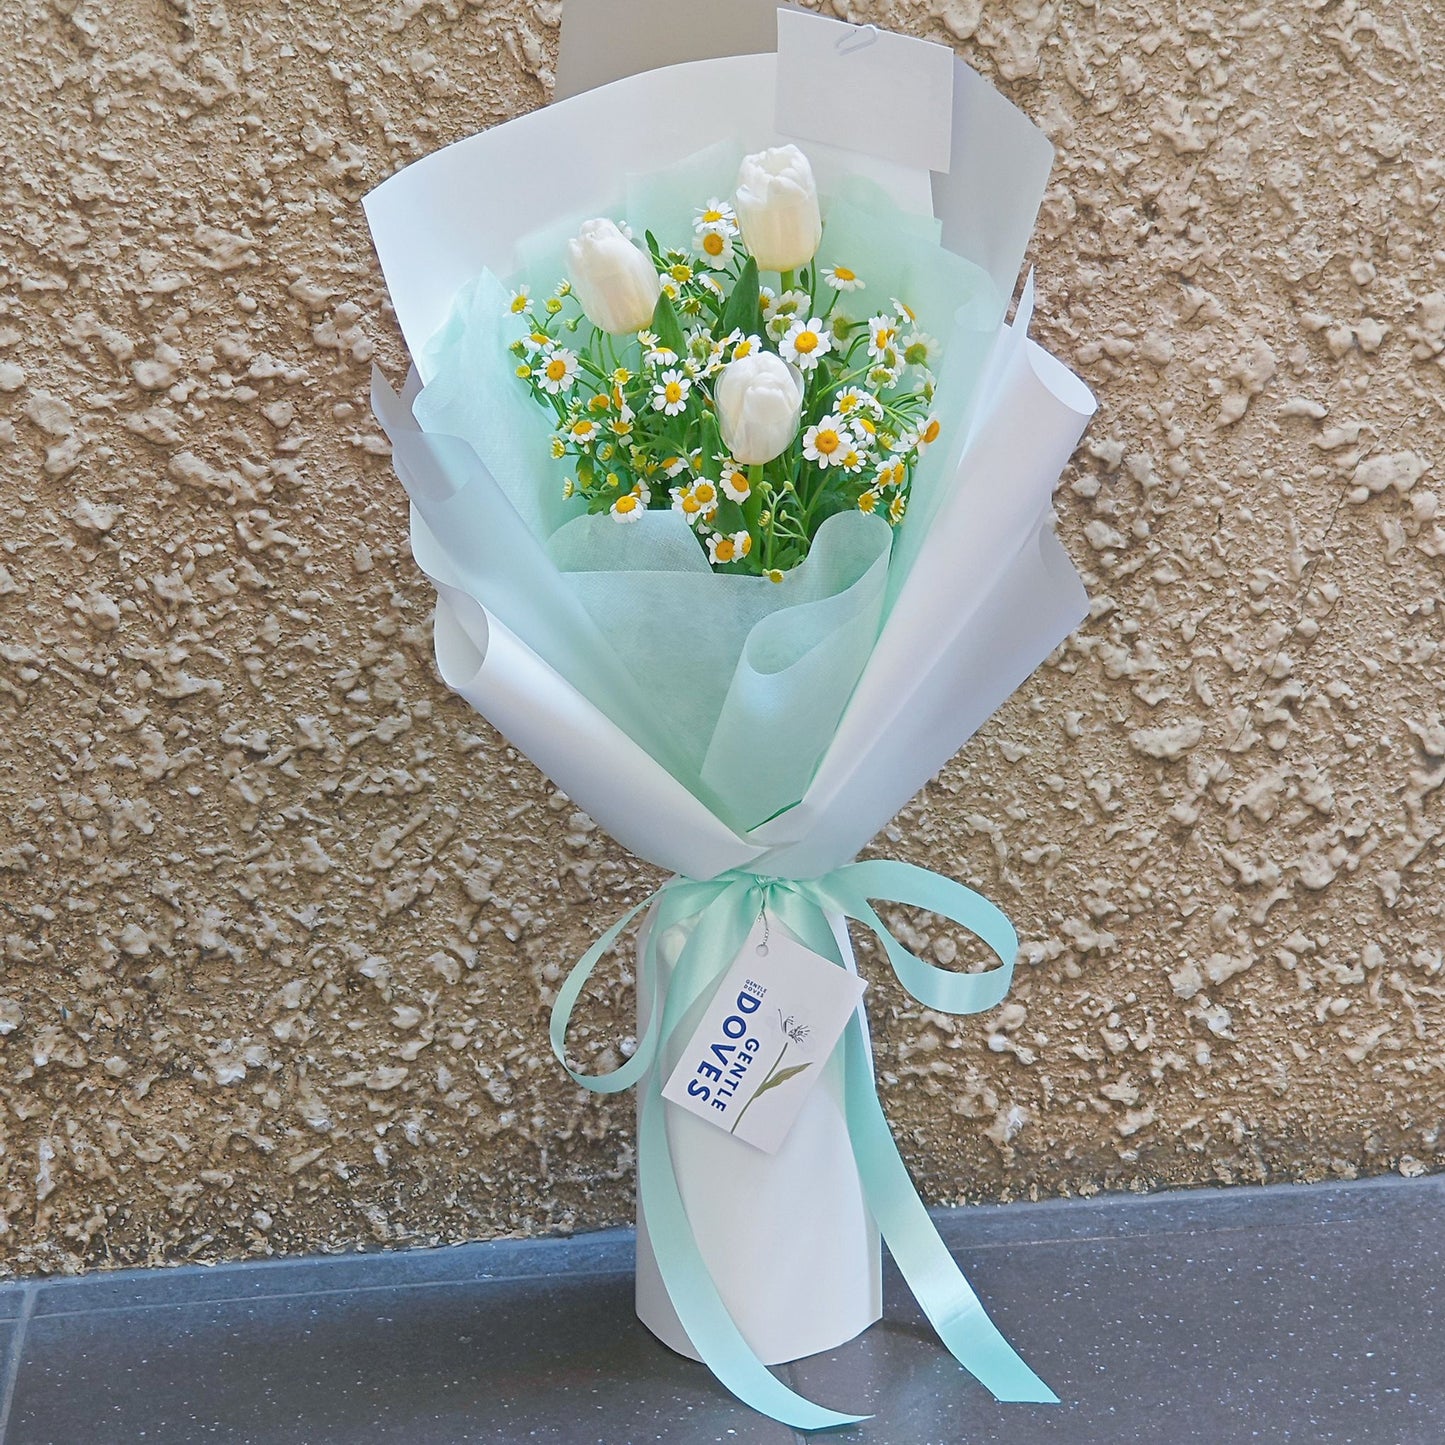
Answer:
[
  {"xmin": 843, "ymin": 1018, "xmax": 1058, "ymax": 1404},
  {"xmin": 639, "ymin": 1066, "xmax": 869, "ymax": 1430}
]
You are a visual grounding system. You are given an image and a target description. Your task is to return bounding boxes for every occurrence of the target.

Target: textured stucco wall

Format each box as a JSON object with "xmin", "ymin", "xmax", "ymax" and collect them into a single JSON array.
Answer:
[{"xmin": 0, "ymin": 0, "xmax": 1441, "ymax": 1277}]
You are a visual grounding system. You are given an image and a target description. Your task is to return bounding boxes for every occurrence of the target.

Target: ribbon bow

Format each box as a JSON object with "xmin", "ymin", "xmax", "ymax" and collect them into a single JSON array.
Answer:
[{"xmin": 551, "ymin": 860, "xmax": 1057, "ymax": 1430}]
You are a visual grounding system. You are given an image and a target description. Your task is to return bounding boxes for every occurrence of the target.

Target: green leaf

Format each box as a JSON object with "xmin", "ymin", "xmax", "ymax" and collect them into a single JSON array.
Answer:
[
  {"xmin": 644, "ymin": 229, "xmax": 662, "ymax": 264},
  {"xmin": 753, "ymin": 1061, "xmax": 812, "ymax": 1100},
  {"xmin": 720, "ymin": 256, "xmax": 761, "ymax": 337},
  {"xmin": 651, "ymin": 290, "xmax": 687, "ymax": 355}
]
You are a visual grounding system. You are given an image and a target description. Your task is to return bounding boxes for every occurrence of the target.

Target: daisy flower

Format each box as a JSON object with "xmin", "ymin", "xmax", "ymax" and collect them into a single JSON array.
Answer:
[
  {"xmin": 509, "ymin": 285, "xmax": 531, "ymax": 315},
  {"xmin": 695, "ymin": 228, "xmax": 735, "ymax": 270},
  {"xmin": 708, "ymin": 531, "xmax": 752, "ymax": 565},
  {"xmin": 651, "ymin": 370, "xmax": 691, "ymax": 416},
  {"xmin": 670, "ymin": 485, "xmax": 707, "ymax": 525},
  {"xmin": 720, "ymin": 462, "xmax": 751, "ymax": 503},
  {"xmin": 780, "ymin": 317, "xmax": 832, "ymax": 372},
  {"xmin": 891, "ymin": 296, "xmax": 918, "ymax": 325},
  {"xmin": 766, "ymin": 568, "xmax": 784, "ymax": 584},
  {"xmin": 534, "ymin": 346, "xmax": 579, "ymax": 395},
  {"xmin": 758, "ymin": 286, "xmax": 779, "ymax": 318},
  {"xmin": 643, "ymin": 340, "xmax": 679, "ymax": 369},
  {"xmin": 729, "ymin": 333, "xmax": 764, "ymax": 363},
  {"xmin": 888, "ymin": 492, "xmax": 908, "ymax": 525},
  {"xmin": 838, "ymin": 444, "xmax": 866, "ymax": 474},
  {"xmin": 690, "ymin": 479, "xmax": 719, "ymax": 518},
  {"xmin": 697, "ymin": 274, "xmax": 725, "ymax": 301},
  {"xmin": 915, "ymin": 415, "xmax": 942, "ymax": 452},
  {"xmin": 610, "ymin": 492, "xmax": 645, "ymax": 522},
  {"xmin": 802, "ymin": 413, "xmax": 850, "ymax": 468},
  {"xmin": 876, "ymin": 458, "xmax": 907, "ymax": 489},
  {"xmin": 520, "ymin": 329, "xmax": 551, "ymax": 356},
  {"xmin": 821, "ymin": 264, "xmax": 864, "ymax": 292},
  {"xmin": 661, "ymin": 454, "xmax": 691, "ymax": 479},
  {"xmin": 857, "ymin": 489, "xmax": 882, "ymax": 514},
  {"xmin": 694, "ymin": 198, "xmax": 738, "ymax": 234},
  {"xmin": 867, "ymin": 315, "xmax": 901, "ymax": 361},
  {"xmin": 902, "ymin": 331, "xmax": 939, "ymax": 369},
  {"xmin": 567, "ymin": 416, "xmax": 599, "ymax": 445}
]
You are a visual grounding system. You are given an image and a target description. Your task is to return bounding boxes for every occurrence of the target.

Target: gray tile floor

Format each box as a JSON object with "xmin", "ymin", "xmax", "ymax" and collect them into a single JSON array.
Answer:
[{"xmin": 0, "ymin": 1174, "xmax": 1439, "ymax": 1444}]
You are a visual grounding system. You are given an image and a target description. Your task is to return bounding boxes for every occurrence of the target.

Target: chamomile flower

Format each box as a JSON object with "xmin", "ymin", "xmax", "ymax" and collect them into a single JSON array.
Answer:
[
  {"xmin": 670, "ymin": 485, "xmax": 704, "ymax": 525},
  {"xmin": 610, "ymin": 491, "xmax": 645, "ymax": 522},
  {"xmin": 534, "ymin": 346, "xmax": 579, "ymax": 395},
  {"xmin": 774, "ymin": 288, "xmax": 809, "ymax": 317},
  {"xmin": 867, "ymin": 315, "xmax": 901, "ymax": 361},
  {"xmin": 888, "ymin": 492, "xmax": 907, "ymax": 525},
  {"xmin": 567, "ymin": 416, "xmax": 599, "ymax": 445},
  {"xmin": 915, "ymin": 416, "xmax": 942, "ymax": 452},
  {"xmin": 667, "ymin": 261, "xmax": 695, "ymax": 285},
  {"xmin": 729, "ymin": 333, "xmax": 764, "ymax": 363},
  {"xmin": 643, "ymin": 340, "xmax": 679, "ymax": 368},
  {"xmin": 696, "ymin": 274, "xmax": 725, "ymax": 301},
  {"xmin": 758, "ymin": 286, "xmax": 779, "ymax": 318},
  {"xmin": 902, "ymin": 331, "xmax": 939, "ymax": 369},
  {"xmin": 509, "ymin": 285, "xmax": 532, "ymax": 315},
  {"xmin": 891, "ymin": 297, "xmax": 918, "ymax": 325},
  {"xmin": 694, "ymin": 198, "xmax": 738, "ymax": 234},
  {"xmin": 690, "ymin": 479, "xmax": 719, "ymax": 517},
  {"xmin": 766, "ymin": 568, "xmax": 784, "ymax": 583},
  {"xmin": 875, "ymin": 458, "xmax": 907, "ymax": 489},
  {"xmin": 802, "ymin": 413, "xmax": 850, "ymax": 468},
  {"xmin": 562, "ymin": 478, "xmax": 576, "ymax": 499},
  {"xmin": 780, "ymin": 317, "xmax": 832, "ymax": 372},
  {"xmin": 520, "ymin": 329, "xmax": 552, "ymax": 356},
  {"xmin": 695, "ymin": 228, "xmax": 735, "ymax": 270},
  {"xmin": 651, "ymin": 370, "xmax": 691, "ymax": 416},
  {"xmin": 550, "ymin": 436, "xmax": 567, "ymax": 459},
  {"xmin": 708, "ymin": 531, "xmax": 752, "ymax": 565},
  {"xmin": 720, "ymin": 462, "xmax": 751, "ymax": 503},
  {"xmin": 868, "ymin": 360, "xmax": 901, "ymax": 389},
  {"xmin": 821, "ymin": 264, "xmax": 864, "ymax": 292},
  {"xmin": 838, "ymin": 444, "xmax": 866, "ymax": 474},
  {"xmin": 662, "ymin": 455, "xmax": 691, "ymax": 479},
  {"xmin": 857, "ymin": 489, "xmax": 881, "ymax": 514}
]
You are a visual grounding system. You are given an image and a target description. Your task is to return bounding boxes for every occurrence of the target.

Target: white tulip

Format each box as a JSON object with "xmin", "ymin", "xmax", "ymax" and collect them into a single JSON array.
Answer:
[
  {"xmin": 734, "ymin": 145, "xmax": 822, "ymax": 273},
  {"xmin": 715, "ymin": 351, "xmax": 804, "ymax": 466},
  {"xmin": 565, "ymin": 219, "xmax": 661, "ymax": 335}
]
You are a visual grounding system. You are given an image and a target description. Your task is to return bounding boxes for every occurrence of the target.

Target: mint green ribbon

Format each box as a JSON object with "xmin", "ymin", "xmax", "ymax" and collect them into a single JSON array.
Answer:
[{"xmin": 551, "ymin": 862, "xmax": 1058, "ymax": 1430}]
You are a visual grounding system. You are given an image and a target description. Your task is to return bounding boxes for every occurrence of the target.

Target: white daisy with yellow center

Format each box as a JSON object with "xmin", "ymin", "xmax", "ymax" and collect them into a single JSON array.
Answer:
[
  {"xmin": 780, "ymin": 317, "xmax": 832, "ymax": 372},
  {"xmin": 720, "ymin": 462, "xmax": 751, "ymax": 503},
  {"xmin": 888, "ymin": 492, "xmax": 907, "ymax": 525},
  {"xmin": 644, "ymin": 341, "xmax": 679, "ymax": 369},
  {"xmin": 651, "ymin": 369, "xmax": 691, "ymax": 416},
  {"xmin": 520, "ymin": 329, "xmax": 551, "ymax": 356},
  {"xmin": 867, "ymin": 315, "xmax": 900, "ymax": 361},
  {"xmin": 916, "ymin": 416, "xmax": 942, "ymax": 452},
  {"xmin": 610, "ymin": 492, "xmax": 644, "ymax": 522},
  {"xmin": 535, "ymin": 346, "xmax": 579, "ymax": 395},
  {"xmin": 690, "ymin": 480, "xmax": 719, "ymax": 520},
  {"xmin": 902, "ymin": 331, "xmax": 939, "ymax": 369},
  {"xmin": 876, "ymin": 458, "xmax": 906, "ymax": 489},
  {"xmin": 730, "ymin": 333, "xmax": 763, "ymax": 363},
  {"xmin": 707, "ymin": 531, "xmax": 752, "ymax": 565},
  {"xmin": 509, "ymin": 285, "xmax": 531, "ymax": 315},
  {"xmin": 821, "ymin": 264, "xmax": 864, "ymax": 292},
  {"xmin": 568, "ymin": 416, "xmax": 599, "ymax": 444},
  {"xmin": 695, "ymin": 228, "xmax": 735, "ymax": 270},
  {"xmin": 891, "ymin": 296, "xmax": 917, "ymax": 325},
  {"xmin": 802, "ymin": 413, "xmax": 849, "ymax": 468},
  {"xmin": 694, "ymin": 198, "xmax": 738, "ymax": 234},
  {"xmin": 857, "ymin": 489, "xmax": 881, "ymax": 514}
]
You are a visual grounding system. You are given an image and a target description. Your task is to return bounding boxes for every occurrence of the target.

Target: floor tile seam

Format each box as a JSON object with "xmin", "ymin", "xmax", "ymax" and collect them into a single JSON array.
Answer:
[
  {"xmin": 29, "ymin": 1266, "xmax": 639, "ymax": 1322},
  {"xmin": 0, "ymin": 1285, "xmax": 37, "ymax": 1445}
]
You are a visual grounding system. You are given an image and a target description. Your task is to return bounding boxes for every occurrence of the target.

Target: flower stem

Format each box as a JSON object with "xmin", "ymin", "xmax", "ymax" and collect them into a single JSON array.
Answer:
[{"xmin": 729, "ymin": 1043, "xmax": 788, "ymax": 1135}]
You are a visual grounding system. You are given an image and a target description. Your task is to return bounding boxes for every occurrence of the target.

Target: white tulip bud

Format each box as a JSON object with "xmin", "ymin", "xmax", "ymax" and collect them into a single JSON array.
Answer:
[
  {"xmin": 734, "ymin": 145, "xmax": 822, "ymax": 273},
  {"xmin": 564, "ymin": 219, "xmax": 661, "ymax": 335},
  {"xmin": 715, "ymin": 352, "xmax": 804, "ymax": 466}
]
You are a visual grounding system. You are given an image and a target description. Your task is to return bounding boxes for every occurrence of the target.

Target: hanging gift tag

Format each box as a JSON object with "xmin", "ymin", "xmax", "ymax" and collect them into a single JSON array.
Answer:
[{"xmin": 662, "ymin": 916, "xmax": 867, "ymax": 1154}]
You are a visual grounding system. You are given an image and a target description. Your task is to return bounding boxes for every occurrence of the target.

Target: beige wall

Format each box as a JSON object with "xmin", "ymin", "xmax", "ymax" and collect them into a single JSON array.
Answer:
[{"xmin": 0, "ymin": 0, "xmax": 1440, "ymax": 1275}]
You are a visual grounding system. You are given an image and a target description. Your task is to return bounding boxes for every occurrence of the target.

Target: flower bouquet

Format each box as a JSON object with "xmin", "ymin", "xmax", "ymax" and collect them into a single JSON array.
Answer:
[{"xmin": 364, "ymin": 4, "xmax": 1096, "ymax": 1430}]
